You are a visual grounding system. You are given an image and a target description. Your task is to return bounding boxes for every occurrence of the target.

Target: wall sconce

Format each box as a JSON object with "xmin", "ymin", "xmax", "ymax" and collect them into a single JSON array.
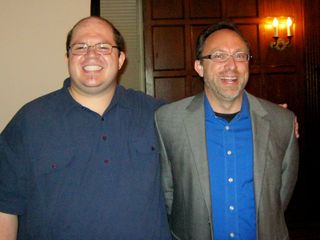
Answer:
[{"xmin": 265, "ymin": 17, "xmax": 294, "ymax": 51}]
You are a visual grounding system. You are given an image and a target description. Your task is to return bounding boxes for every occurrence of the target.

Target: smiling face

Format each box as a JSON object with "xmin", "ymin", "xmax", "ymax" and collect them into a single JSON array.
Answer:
[
  {"xmin": 67, "ymin": 17, "xmax": 125, "ymax": 97},
  {"xmin": 194, "ymin": 29, "xmax": 249, "ymax": 111}
]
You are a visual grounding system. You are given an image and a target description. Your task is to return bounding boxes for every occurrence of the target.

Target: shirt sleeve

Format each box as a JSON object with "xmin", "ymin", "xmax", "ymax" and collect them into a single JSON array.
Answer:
[{"xmin": 0, "ymin": 134, "xmax": 26, "ymax": 215}]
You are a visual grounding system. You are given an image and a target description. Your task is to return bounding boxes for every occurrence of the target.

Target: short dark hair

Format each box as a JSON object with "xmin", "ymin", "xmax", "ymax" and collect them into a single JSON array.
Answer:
[
  {"xmin": 66, "ymin": 16, "xmax": 125, "ymax": 57},
  {"xmin": 195, "ymin": 21, "xmax": 251, "ymax": 60}
]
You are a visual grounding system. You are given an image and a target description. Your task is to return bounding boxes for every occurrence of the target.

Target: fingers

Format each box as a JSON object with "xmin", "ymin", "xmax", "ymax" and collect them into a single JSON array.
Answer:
[
  {"xmin": 294, "ymin": 116, "xmax": 299, "ymax": 138},
  {"xmin": 279, "ymin": 103, "xmax": 288, "ymax": 109}
]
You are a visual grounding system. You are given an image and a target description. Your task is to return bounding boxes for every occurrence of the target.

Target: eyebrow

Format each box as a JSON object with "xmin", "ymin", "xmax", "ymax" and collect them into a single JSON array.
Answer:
[{"xmin": 207, "ymin": 48, "xmax": 248, "ymax": 54}]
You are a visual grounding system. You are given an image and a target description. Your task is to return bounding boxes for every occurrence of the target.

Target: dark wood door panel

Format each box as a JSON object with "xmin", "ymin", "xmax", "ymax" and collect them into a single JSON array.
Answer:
[
  {"xmin": 238, "ymin": 24, "xmax": 260, "ymax": 64},
  {"xmin": 245, "ymin": 73, "xmax": 264, "ymax": 98},
  {"xmin": 153, "ymin": 26, "xmax": 186, "ymax": 70},
  {"xmin": 225, "ymin": 0, "xmax": 258, "ymax": 17},
  {"xmin": 155, "ymin": 77, "xmax": 186, "ymax": 102},
  {"xmin": 152, "ymin": 0, "xmax": 184, "ymax": 19},
  {"xmin": 189, "ymin": 0, "xmax": 222, "ymax": 18}
]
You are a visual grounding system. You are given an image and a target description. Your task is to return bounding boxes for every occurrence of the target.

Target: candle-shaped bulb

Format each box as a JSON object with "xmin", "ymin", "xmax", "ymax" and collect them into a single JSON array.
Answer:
[
  {"xmin": 287, "ymin": 17, "xmax": 292, "ymax": 36},
  {"xmin": 273, "ymin": 17, "xmax": 279, "ymax": 37}
]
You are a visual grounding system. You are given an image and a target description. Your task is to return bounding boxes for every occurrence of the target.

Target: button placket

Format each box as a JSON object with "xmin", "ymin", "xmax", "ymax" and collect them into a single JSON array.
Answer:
[{"xmin": 225, "ymin": 123, "xmax": 237, "ymax": 239}]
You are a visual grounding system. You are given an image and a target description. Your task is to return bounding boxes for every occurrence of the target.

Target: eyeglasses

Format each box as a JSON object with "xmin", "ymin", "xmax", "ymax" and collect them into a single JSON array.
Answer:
[
  {"xmin": 199, "ymin": 51, "xmax": 251, "ymax": 62},
  {"xmin": 68, "ymin": 43, "xmax": 119, "ymax": 55}
]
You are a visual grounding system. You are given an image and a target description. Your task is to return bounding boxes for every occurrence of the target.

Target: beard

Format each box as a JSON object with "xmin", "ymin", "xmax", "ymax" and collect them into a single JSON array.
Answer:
[{"xmin": 204, "ymin": 71, "xmax": 248, "ymax": 102}]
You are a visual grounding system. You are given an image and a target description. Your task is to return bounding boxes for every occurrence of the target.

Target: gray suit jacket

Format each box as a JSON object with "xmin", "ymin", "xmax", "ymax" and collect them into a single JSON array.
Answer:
[{"xmin": 155, "ymin": 92, "xmax": 299, "ymax": 240}]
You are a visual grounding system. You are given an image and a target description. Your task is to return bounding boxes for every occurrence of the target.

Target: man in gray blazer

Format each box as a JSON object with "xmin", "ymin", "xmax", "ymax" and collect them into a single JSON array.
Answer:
[{"xmin": 155, "ymin": 21, "xmax": 299, "ymax": 240}]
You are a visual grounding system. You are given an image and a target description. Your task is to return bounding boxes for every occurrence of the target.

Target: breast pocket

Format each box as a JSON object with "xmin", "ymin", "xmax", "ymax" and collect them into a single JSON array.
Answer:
[
  {"xmin": 129, "ymin": 137, "xmax": 160, "ymax": 180},
  {"xmin": 33, "ymin": 148, "xmax": 75, "ymax": 177},
  {"xmin": 30, "ymin": 146, "xmax": 76, "ymax": 202},
  {"xmin": 27, "ymin": 148, "xmax": 76, "ymax": 235},
  {"xmin": 131, "ymin": 137, "xmax": 159, "ymax": 154}
]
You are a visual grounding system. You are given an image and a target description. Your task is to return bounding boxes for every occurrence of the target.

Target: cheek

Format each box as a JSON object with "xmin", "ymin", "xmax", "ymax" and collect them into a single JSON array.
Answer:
[
  {"xmin": 109, "ymin": 55, "xmax": 120, "ymax": 66},
  {"xmin": 239, "ymin": 64, "xmax": 249, "ymax": 74},
  {"xmin": 205, "ymin": 64, "xmax": 221, "ymax": 77},
  {"xmin": 68, "ymin": 59, "xmax": 84, "ymax": 78},
  {"xmin": 68, "ymin": 57, "xmax": 80, "ymax": 68}
]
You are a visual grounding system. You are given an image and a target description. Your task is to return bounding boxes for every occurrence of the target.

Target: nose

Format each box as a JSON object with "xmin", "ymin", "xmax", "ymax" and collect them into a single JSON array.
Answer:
[
  {"xmin": 224, "ymin": 55, "xmax": 237, "ymax": 70},
  {"xmin": 85, "ymin": 46, "xmax": 99, "ymax": 57}
]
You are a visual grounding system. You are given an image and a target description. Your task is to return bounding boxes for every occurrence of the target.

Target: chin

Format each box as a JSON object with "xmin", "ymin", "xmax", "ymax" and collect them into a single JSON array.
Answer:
[{"xmin": 218, "ymin": 89, "xmax": 241, "ymax": 100}]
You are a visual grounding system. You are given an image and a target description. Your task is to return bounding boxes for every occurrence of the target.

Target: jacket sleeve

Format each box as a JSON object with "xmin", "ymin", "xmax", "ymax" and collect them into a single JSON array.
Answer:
[
  {"xmin": 155, "ymin": 112, "xmax": 174, "ymax": 216},
  {"xmin": 280, "ymin": 116, "xmax": 299, "ymax": 210}
]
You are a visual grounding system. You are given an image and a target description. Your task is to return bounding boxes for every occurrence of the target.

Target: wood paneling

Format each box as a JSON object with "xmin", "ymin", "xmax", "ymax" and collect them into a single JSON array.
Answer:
[
  {"xmin": 245, "ymin": 73, "xmax": 263, "ymax": 98},
  {"xmin": 144, "ymin": 1, "xmax": 260, "ymax": 98},
  {"xmin": 155, "ymin": 77, "xmax": 186, "ymax": 101},
  {"xmin": 264, "ymin": 73, "xmax": 299, "ymax": 105},
  {"xmin": 298, "ymin": 0, "xmax": 320, "ymax": 225},
  {"xmin": 225, "ymin": 0, "xmax": 258, "ymax": 17},
  {"xmin": 191, "ymin": 76, "xmax": 204, "ymax": 95},
  {"xmin": 153, "ymin": 26, "xmax": 185, "ymax": 70},
  {"xmin": 144, "ymin": 0, "xmax": 304, "ymax": 103},
  {"xmin": 189, "ymin": 0, "xmax": 222, "ymax": 18},
  {"xmin": 152, "ymin": 0, "xmax": 184, "ymax": 19},
  {"xmin": 238, "ymin": 24, "xmax": 260, "ymax": 63},
  {"xmin": 190, "ymin": 25, "xmax": 208, "ymax": 61}
]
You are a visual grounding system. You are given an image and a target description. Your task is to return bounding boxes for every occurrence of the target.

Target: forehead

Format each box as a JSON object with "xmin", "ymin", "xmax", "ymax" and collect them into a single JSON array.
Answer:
[
  {"xmin": 71, "ymin": 18, "xmax": 114, "ymax": 43},
  {"xmin": 203, "ymin": 29, "xmax": 248, "ymax": 52}
]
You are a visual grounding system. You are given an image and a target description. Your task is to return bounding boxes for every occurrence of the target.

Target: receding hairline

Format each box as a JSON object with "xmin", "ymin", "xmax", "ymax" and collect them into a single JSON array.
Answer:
[
  {"xmin": 74, "ymin": 16, "xmax": 112, "ymax": 28},
  {"xmin": 66, "ymin": 16, "xmax": 125, "ymax": 56},
  {"xmin": 205, "ymin": 28, "xmax": 249, "ymax": 50},
  {"xmin": 70, "ymin": 17, "xmax": 113, "ymax": 40}
]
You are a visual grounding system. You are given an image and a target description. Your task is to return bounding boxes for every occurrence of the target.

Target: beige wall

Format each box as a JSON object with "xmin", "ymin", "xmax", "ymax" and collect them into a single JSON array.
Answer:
[{"xmin": 0, "ymin": 1, "xmax": 90, "ymax": 131}]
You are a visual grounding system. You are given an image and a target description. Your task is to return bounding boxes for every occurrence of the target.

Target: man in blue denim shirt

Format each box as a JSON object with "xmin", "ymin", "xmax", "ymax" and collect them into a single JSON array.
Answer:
[{"xmin": 0, "ymin": 16, "xmax": 171, "ymax": 240}]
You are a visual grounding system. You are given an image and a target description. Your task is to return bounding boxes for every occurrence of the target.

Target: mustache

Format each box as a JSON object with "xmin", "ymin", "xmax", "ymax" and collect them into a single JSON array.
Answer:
[{"xmin": 219, "ymin": 70, "xmax": 239, "ymax": 75}]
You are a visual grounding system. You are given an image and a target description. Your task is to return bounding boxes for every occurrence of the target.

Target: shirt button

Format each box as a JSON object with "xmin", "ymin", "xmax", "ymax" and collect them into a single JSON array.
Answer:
[
  {"xmin": 228, "ymin": 177, "xmax": 234, "ymax": 183},
  {"xmin": 229, "ymin": 232, "xmax": 235, "ymax": 238},
  {"xmin": 227, "ymin": 150, "xmax": 232, "ymax": 155},
  {"xmin": 225, "ymin": 125, "xmax": 230, "ymax": 130},
  {"xmin": 229, "ymin": 205, "xmax": 235, "ymax": 211},
  {"xmin": 102, "ymin": 135, "xmax": 107, "ymax": 141}
]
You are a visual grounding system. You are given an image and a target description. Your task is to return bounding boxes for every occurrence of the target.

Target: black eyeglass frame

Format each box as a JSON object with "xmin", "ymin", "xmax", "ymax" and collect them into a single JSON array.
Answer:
[{"xmin": 198, "ymin": 52, "xmax": 252, "ymax": 62}]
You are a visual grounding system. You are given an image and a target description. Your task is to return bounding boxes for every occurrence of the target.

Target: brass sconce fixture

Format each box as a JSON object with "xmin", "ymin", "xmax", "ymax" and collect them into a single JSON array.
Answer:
[{"xmin": 265, "ymin": 17, "xmax": 294, "ymax": 51}]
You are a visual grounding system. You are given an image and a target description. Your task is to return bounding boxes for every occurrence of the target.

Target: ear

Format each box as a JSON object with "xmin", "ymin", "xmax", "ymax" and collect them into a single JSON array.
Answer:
[
  {"xmin": 194, "ymin": 60, "xmax": 204, "ymax": 77},
  {"xmin": 64, "ymin": 53, "xmax": 69, "ymax": 64},
  {"xmin": 118, "ymin": 52, "xmax": 126, "ymax": 70}
]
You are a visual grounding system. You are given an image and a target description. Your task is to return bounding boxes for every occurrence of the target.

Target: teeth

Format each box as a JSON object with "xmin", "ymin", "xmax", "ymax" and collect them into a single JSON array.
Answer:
[
  {"xmin": 83, "ymin": 65, "xmax": 102, "ymax": 71},
  {"xmin": 222, "ymin": 77, "xmax": 237, "ymax": 81}
]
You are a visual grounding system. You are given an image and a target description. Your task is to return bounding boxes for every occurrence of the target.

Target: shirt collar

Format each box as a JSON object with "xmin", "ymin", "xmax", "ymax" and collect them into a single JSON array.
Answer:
[
  {"xmin": 107, "ymin": 84, "xmax": 131, "ymax": 110},
  {"xmin": 61, "ymin": 78, "xmax": 131, "ymax": 116},
  {"xmin": 204, "ymin": 91, "xmax": 250, "ymax": 122}
]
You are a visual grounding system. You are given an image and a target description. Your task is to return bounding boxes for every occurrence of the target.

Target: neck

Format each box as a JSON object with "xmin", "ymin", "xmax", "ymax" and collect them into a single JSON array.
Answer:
[
  {"xmin": 205, "ymin": 89, "xmax": 243, "ymax": 114},
  {"xmin": 68, "ymin": 86, "xmax": 115, "ymax": 116}
]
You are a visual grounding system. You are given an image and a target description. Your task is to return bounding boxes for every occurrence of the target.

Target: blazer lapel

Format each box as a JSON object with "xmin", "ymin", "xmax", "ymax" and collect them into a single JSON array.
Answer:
[
  {"xmin": 183, "ymin": 93, "xmax": 212, "ymax": 215},
  {"xmin": 247, "ymin": 94, "xmax": 270, "ymax": 212}
]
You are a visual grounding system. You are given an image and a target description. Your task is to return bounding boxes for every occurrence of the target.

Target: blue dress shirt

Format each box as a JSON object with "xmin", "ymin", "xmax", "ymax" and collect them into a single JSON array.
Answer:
[{"xmin": 205, "ymin": 93, "xmax": 256, "ymax": 240}]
